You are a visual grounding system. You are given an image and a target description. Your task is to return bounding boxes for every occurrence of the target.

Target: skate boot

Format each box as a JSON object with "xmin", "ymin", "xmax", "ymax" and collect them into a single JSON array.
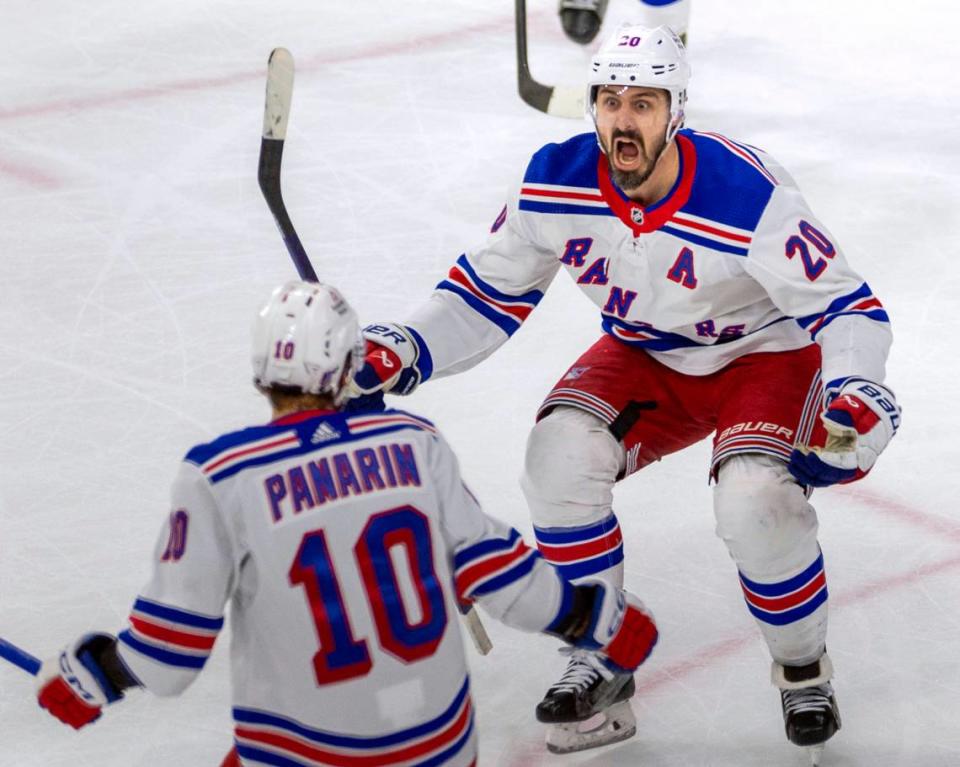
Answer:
[
  {"xmin": 558, "ymin": 0, "xmax": 609, "ymax": 45},
  {"xmin": 772, "ymin": 653, "xmax": 841, "ymax": 767},
  {"xmin": 536, "ymin": 648, "xmax": 637, "ymax": 753}
]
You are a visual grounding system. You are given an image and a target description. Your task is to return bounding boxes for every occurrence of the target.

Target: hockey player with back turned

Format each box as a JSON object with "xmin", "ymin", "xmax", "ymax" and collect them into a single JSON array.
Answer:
[
  {"xmin": 33, "ymin": 281, "xmax": 659, "ymax": 767},
  {"xmin": 351, "ymin": 23, "xmax": 901, "ymax": 763}
]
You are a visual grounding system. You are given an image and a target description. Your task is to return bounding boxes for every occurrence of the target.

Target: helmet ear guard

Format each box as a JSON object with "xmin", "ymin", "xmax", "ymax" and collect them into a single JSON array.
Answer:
[{"xmin": 586, "ymin": 24, "xmax": 690, "ymax": 144}]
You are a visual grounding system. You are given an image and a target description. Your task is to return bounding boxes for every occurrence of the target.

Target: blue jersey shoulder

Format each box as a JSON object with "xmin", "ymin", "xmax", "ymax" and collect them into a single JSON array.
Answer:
[
  {"xmin": 524, "ymin": 133, "xmax": 599, "ymax": 188},
  {"xmin": 344, "ymin": 407, "xmax": 438, "ymax": 435},
  {"xmin": 184, "ymin": 423, "xmax": 289, "ymax": 467},
  {"xmin": 682, "ymin": 128, "xmax": 778, "ymax": 232},
  {"xmin": 185, "ymin": 408, "xmax": 438, "ymax": 469}
]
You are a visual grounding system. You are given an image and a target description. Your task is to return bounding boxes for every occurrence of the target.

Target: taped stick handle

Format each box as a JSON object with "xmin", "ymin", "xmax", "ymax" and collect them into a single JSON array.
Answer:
[
  {"xmin": 459, "ymin": 604, "xmax": 493, "ymax": 656},
  {"xmin": 0, "ymin": 637, "xmax": 41, "ymax": 676}
]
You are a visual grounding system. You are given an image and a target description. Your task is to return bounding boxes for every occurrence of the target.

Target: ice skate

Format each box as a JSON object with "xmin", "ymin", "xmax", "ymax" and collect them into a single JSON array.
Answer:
[
  {"xmin": 773, "ymin": 654, "xmax": 841, "ymax": 766},
  {"xmin": 557, "ymin": 0, "xmax": 609, "ymax": 45},
  {"xmin": 536, "ymin": 648, "xmax": 637, "ymax": 753}
]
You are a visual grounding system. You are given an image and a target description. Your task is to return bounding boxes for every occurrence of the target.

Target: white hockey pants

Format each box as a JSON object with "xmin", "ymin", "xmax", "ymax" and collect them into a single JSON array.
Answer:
[{"xmin": 522, "ymin": 406, "xmax": 828, "ymax": 665}]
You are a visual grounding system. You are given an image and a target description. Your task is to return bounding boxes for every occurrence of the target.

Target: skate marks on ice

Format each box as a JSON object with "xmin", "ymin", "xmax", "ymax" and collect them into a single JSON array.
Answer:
[{"xmin": 498, "ymin": 488, "xmax": 960, "ymax": 766}]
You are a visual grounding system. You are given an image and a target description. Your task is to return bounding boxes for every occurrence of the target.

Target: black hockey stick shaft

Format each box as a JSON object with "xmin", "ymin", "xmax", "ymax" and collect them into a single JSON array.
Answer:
[
  {"xmin": 514, "ymin": 0, "xmax": 586, "ymax": 118},
  {"xmin": 258, "ymin": 48, "xmax": 318, "ymax": 283},
  {"xmin": 514, "ymin": 0, "xmax": 554, "ymax": 112}
]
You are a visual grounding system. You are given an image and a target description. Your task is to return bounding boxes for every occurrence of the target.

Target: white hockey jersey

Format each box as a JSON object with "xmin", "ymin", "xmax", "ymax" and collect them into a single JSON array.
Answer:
[
  {"xmin": 115, "ymin": 407, "xmax": 568, "ymax": 767},
  {"xmin": 401, "ymin": 129, "xmax": 892, "ymax": 397}
]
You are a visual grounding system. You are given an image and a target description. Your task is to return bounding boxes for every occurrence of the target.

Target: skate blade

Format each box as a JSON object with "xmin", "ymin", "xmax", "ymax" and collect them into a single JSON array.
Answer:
[
  {"xmin": 545, "ymin": 701, "xmax": 637, "ymax": 754},
  {"xmin": 806, "ymin": 744, "xmax": 825, "ymax": 766}
]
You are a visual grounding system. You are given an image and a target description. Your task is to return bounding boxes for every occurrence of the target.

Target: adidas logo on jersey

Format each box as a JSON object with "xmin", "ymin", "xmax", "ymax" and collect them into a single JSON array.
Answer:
[{"xmin": 311, "ymin": 422, "xmax": 341, "ymax": 444}]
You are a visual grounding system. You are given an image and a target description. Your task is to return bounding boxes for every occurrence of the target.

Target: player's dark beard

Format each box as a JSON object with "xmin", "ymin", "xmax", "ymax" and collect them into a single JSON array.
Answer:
[{"xmin": 605, "ymin": 128, "xmax": 667, "ymax": 191}]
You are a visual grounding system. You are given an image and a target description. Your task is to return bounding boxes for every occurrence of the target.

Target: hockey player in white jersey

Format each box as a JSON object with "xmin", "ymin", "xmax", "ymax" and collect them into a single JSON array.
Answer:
[
  {"xmin": 34, "ymin": 281, "xmax": 660, "ymax": 766},
  {"xmin": 350, "ymin": 24, "xmax": 901, "ymax": 762}
]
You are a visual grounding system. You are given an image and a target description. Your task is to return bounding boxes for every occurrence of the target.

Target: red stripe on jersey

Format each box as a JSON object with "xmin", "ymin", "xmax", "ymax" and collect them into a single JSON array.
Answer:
[
  {"xmin": 349, "ymin": 415, "xmax": 434, "ymax": 433},
  {"xmin": 235, "ymin": 697, "xmax": 472, "ymax": 766},
  {"xmin": 205, "ymin": 435, "xmax": 299, "ymax": 473},
  {"xmin": 850, "ymin": 297, "xmax": 883, "ymax": 311},
  {"xmin": 741, "ymin": 572, "xmax": 827, "ymax": 613},
  {"xmin": 447, "ymin": 267, "xmax": 533, "ymax": 321},
  {"xmin": 455, "ymin": 541, "xmax": 532, "ymax": 599},
  {"xmin": 128, "ymin": 616, "xmax": 217, "ymax": 651},
  {"xmin": 669, "ymin": 215, "xmax": 752, "ymax": 243},
  {"xmin": 520, "ymin": 186, "xmax": 604, "ymax": 202},
  {"xmin": 537, "ymin": 527, "xmax": 623, "ymax": 563}
]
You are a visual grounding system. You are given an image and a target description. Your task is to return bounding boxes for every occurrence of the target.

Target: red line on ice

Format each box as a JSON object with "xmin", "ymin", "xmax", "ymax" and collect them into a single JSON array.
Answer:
[
  {"xmin": 0, "ymin": 157, "xmax": 60, "ymax": 189},
  {"xmin": 502, "ymin": 490, "xmax": 960, "ymax": 765},
  {"xmin": 0, "ymin": 14, "xmax": 519, "ymax": 123}
]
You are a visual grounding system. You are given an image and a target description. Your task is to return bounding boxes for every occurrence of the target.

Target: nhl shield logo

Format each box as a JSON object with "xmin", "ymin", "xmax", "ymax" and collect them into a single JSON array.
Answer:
[{"xmin": 631, "ymin": 208, "xmax": 644, "ymax": 225}]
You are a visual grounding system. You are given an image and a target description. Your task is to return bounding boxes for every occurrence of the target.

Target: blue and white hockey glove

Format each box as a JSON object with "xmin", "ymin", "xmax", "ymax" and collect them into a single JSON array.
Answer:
[
  {"xmin": 36, "ymin": 633, "xmax": 138, "ymax": 730},
  {"xmin": 789, "ymin": 379, "xmax": 901, "ymax": 488},
  {"xmin": 350, "ymin": 323, "xmax": 424, "ymax": 399},
  {"xmin": 547, "ymin": 580, "xmax": 658, "ymax": 673}
]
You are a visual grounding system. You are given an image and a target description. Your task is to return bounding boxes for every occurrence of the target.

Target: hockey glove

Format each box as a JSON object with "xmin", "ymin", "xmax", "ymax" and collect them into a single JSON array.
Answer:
[
  {"xmin": 547, "ymin": 580, "xmax": 658, "ymax": 674},
  {"xmin": 789, "ymin": 379, "xmax": 901, "ymax": 488},
  {"xmin": 37, "ymin": 633, "xmax": 138, "ymax": 730},
  {"xmin": 350, "ymin": 323, "xmax": 424, "ymax": 398}
]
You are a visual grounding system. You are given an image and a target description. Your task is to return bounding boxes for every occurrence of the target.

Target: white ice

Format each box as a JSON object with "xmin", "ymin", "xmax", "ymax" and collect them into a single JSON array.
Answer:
[{"xmin": 1, "ymin": 1, "xmax": 958, "ymax": 765}]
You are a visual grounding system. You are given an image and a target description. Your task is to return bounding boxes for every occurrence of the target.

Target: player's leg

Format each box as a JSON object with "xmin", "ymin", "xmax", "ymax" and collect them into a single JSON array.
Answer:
[
  {"xmin": 522, "ymin": 337, "xmax": 714, "ymax": 752},
  {"xmin": 522, "ymin": 406, "xmax": 635, "ymax": 752},
  {"xmin": 558, "ymin": 0, "xmax": 610, "ymax": 45},
  {"xmin": 635, "ymin": 0, "xmax": 691, "ymax": 43},
  {"xmin": 710, "ymin": 345, "xmax": 839, "ymax": 761}
]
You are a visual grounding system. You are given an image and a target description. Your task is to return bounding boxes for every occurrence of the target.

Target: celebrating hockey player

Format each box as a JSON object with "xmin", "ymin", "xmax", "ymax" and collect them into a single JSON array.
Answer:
[
  {"xmin": 34, "ymin": 281, "xmax": 659, "ymax": 766},
  {"xmin": 351, "ymin": 24, "xmax": 901, "ymax": 762}
]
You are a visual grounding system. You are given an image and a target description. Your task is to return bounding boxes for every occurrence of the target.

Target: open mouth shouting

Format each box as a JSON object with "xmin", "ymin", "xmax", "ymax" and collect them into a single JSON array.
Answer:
[{"xmin": 612, "ymin": 133, "xmax": 645, "ymax": 171}]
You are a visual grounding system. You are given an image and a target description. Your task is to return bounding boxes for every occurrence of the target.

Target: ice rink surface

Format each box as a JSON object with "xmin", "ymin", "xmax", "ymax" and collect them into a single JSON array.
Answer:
[{"xmin": 1, "ymin": 1, "xmax": 958, "ymax": 764}]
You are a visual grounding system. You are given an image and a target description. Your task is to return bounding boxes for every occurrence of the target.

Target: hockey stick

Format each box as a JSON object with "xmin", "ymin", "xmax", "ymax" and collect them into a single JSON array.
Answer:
[
  {"xmin": 514, "ymin": 0, "xmax": 586, "ymax": 118},
  {"xmin": 459, "ymin": 602, "xmax": 493, "ymax": 656},
  {"xmin": 258, "ymin": 48, "xmax": 319, "ymax": 283},
  {"xmin": 0, "ymin": 637, "xmax": 41, "ymax": 676},
  {"xmin": 257, "ymin": 48, "xmax": 491, "ymax": 650}
]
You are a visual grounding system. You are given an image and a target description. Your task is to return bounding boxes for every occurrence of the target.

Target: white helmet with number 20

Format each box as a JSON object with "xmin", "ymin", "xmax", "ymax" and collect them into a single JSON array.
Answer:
[
  {"xmin": 251, "ymin": 280, "xmax": 364, "ymax": 405},
  {"xmin": 587, "ymin": 24, "xmax": 691, "ymax": 143}
]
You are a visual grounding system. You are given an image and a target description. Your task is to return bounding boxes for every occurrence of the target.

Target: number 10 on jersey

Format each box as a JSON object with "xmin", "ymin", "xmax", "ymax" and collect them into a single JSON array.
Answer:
[{"xmin": 289, "ymin": 506, "xmax": 449, "ymax": 685}]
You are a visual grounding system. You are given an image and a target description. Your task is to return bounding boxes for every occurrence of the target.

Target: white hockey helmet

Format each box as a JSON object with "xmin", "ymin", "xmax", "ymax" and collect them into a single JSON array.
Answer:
[
  {"xmin": 251, "ymin": 280, "xmax": 364, "ymax": 405},
  {"xmin": 587, "ymin": 24, "xmax": 690, "ymax": 143}
]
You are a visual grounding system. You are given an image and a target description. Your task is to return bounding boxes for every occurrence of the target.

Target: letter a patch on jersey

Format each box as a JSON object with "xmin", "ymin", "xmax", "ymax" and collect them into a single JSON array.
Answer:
[{"xmin": 667, "ymin": 247, "xmax": 698, "ymax": 289}]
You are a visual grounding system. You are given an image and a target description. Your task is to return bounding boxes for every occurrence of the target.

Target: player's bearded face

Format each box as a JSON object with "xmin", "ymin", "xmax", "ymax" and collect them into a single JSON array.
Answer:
[
  {"xmin": 602, "ymin": 127, "xmax": 667, "ymax": 190},
  {"xmin": 594, "ymin": 86, "xmax": 670, "ymax": 191}
]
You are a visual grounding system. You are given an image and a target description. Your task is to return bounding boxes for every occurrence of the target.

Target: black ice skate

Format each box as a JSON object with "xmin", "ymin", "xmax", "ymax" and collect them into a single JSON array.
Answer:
[
  {"xmin": 773, "ymin": 653, "xmax": 842, "ymax": 767},
  {"xmin": 536, "ymin": 648, "xmax": 637, "ymax": 753},
  {"xmin": 557, "ymin": 0, "xmax": 609, "ymax": 45}
]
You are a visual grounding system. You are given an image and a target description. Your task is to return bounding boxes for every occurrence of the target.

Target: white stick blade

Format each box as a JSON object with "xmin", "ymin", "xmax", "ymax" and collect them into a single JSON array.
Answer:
[
  {"xmin": 263, "ymin": 47, "xmax": 295, "ymax": 140},
  {"xmin": 463, "ymin": 606, "xmax": 493, "ymax": 655},
  {"xmin": 547, "ymin": 87, "xmax": 586, "ymax": 120}
]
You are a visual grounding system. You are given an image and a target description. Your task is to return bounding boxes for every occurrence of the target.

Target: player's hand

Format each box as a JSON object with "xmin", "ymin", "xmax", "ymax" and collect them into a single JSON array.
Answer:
[
  {"xmin": 36, "ymin": 633, "xmax": 128, "ymax": 730},
  {"xmin": 350, "ymin": 323, "xmax": 422, "ymax": 398},
  {"xmin": 789, "ymin": 380, "xmax": 901, "ymax": 487},
  {"xmin": 550, "ymin": 580, "xmax": 658, "ymax": 673},
  {"xmin": 586, "ymin": 583, "xmax": 659, "ymax": 673}
]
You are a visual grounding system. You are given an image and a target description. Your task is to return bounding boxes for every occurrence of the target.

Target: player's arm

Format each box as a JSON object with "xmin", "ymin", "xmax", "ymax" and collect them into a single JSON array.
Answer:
[
  {"xmin": 430, "ymin": 435, "xmax": 657, "ymax": 674},
  {"xmin": 36, "ymin": 463, "xmax": 236, "ymax": 729},
  {"xmin": 744, "ymin": 183, "xmax": 901, "ymax": 486},
  {"xmin": 351, "ymin": 180, "xmax": 561, "ymax": 400}
]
